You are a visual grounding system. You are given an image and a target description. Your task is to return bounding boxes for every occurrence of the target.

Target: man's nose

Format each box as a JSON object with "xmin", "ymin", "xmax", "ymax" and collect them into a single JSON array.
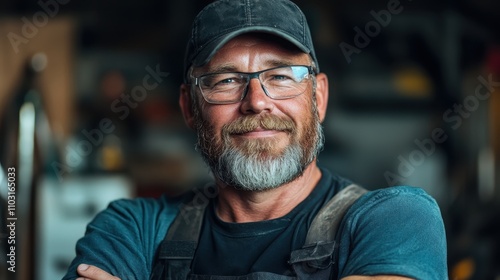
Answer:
[{"xmin": 239, "ymin": 78, "xmax": 274, "ymax": 114}]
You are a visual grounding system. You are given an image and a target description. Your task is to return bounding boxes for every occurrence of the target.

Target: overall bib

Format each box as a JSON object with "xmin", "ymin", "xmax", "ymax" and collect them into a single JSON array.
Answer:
[{"xmin": 150, "ymin": 185, "xmax": 367, "ymax": 280}]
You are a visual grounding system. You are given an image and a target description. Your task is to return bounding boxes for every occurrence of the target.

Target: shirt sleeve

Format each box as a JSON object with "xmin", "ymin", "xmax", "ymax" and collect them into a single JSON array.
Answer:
[
  {"xmin": 61, "ymin": 196, "xmax": 180, "ymax": 280},
  {"xmin": 337, "ymin": 186, "xmax": 448, "ymax": 280}
]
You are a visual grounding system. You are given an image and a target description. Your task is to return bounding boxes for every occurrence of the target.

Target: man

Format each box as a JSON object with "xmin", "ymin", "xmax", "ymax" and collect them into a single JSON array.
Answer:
[{"xmin": 64, "ymin": 0, "xmax": 447, "ymax": 279}]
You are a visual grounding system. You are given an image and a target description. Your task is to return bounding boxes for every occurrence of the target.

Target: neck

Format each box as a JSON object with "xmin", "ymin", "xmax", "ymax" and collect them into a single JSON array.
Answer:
[{"xmin": 214, "ymin": 162, "xmax": 322, "ymax": 223}]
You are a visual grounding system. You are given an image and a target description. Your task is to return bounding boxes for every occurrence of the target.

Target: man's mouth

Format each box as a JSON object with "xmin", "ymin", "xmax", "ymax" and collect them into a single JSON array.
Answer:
[{"xmin": 234, "ymin": 127, "xmax": 283, "ymax": 137}]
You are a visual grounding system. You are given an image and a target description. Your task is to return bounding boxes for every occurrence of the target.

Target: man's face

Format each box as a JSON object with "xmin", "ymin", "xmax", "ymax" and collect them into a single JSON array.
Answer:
[{"xmin": 189, "ymin": 34, "xmax": 325, "ymax": 191}]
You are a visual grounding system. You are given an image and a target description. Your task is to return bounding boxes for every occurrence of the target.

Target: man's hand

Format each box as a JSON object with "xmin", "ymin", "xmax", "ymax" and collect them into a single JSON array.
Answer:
[{"xmin": 76, "ymin": 264, "xmax": 121, "ymax": 280}]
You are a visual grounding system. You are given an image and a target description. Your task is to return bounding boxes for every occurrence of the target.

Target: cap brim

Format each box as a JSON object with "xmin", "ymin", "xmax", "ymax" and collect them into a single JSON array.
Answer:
[{"xmin": 191, "ymin": 26, "xmax": 312, "ymax": 67}]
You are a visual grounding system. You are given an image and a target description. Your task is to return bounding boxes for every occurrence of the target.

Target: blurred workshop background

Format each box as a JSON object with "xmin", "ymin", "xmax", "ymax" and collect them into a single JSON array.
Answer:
[{"xmin": 0, "ymin": 0, "xmax": 499, "ymax": 279}]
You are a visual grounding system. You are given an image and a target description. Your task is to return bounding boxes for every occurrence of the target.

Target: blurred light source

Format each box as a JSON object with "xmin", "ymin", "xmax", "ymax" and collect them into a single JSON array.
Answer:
[
  {"xmin": 18, "ymin": 100, "xmax": 35, "ymax": 211},
  {"xmin": 451, "ymin": 257, "xmax": 475, "ymax": 280},
  {"xmin": 478, "ymin": 147, "xmax": 495, "ymax": 201},
  {"xmin": 31, "ymin": 52, "xmax": 48, "ymax": 72},
  {"xmin": 393, "ymin": 67, "xmax": 433, "ymax": 98},
  {"xmin": 0, "ymin": 162, "xmax": 6, "ymax": 201}
]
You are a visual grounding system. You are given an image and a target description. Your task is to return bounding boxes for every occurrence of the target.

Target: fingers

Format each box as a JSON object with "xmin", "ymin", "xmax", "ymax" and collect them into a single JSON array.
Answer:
[{"xmin": 76, "ymin": 264, "xmax": 121, "ymax": 280}]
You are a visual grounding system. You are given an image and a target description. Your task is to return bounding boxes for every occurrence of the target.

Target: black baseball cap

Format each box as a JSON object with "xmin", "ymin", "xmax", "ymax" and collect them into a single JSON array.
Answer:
[{"xmin": 183, "ymin": 0, "xmax": 319, "ymax": 83}]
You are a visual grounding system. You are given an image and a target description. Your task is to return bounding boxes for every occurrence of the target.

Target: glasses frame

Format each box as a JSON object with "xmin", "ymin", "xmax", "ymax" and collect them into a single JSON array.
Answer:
[{"xmin": 190, "ymin": 65, "xmax": 315, "ymax": 105}]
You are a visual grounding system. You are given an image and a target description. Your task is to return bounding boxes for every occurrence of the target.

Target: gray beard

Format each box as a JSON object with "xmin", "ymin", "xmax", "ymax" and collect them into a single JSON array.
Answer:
[
  {"xmin": 208, "ymin": 121, "xmax": 324, "ymax": 191},
  {"xmin": 193, "ymin": 86, "xmax": 324, "ymax": 191},
  {"xmin": 215, "ymin": 142, "xmax": 304, "ymax": 191}
]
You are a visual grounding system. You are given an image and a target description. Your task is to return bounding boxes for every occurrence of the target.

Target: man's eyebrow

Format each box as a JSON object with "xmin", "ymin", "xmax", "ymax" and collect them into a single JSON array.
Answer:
[
  {"xmin": 265, "ymin": 59, "xmax": 298, "ymax": 68},
  {"xmin": 203, "ymin": 59, "xmax": 302, "ymax": 74},
  {"xmin": 204, "ymin": 64, "xmax": 240, "ymax": 73}
]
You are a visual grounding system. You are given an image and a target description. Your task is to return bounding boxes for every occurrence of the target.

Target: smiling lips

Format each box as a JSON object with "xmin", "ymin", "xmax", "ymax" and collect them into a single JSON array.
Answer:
[{"xmin": 235, "ymin": 127, "xmax": 283, "ymax": 137}]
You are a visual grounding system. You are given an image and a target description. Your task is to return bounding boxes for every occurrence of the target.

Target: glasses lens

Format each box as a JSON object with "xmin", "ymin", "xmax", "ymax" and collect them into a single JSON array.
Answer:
[
  {"xmin": 260, "ymin": 66, "xmax": 310, "ymax": 99},
  {"xmin": 199, "ymin": 73, "xmax": 247, "ymax": 103}
]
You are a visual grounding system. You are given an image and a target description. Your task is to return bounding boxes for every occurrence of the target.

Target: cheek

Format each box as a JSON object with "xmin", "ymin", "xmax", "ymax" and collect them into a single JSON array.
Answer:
[
  {"xmin": 280, "ymin": 96, "xmax": 315, "ymax": 131},
  {"xmin": 200, "ymin": 105, "xmax": 238, "ymax": 135}
]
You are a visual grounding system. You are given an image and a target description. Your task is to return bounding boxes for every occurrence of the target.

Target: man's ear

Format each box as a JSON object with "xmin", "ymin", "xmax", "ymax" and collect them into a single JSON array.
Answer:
[
  {"xmin": 314, "ymin": 73, "xmax": 329, "ymax": 122},
  {"xmin": 179, "ymin": 84, "xmax": 196, "ymax": 130}
]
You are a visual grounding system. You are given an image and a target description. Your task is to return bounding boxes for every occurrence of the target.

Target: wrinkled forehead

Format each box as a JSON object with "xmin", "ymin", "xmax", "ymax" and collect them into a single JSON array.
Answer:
[{"xmin": 191, "ymin": 33, "xmax": 312, "ymax": 74}]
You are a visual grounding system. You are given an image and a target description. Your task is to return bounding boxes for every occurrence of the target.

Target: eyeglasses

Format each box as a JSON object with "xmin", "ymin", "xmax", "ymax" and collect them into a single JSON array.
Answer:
[{"xmin": 191, "ymin": 65, "xmax": 315, "ymax": 104}]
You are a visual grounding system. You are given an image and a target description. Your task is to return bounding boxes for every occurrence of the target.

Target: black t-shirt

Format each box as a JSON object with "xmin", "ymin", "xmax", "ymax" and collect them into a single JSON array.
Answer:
[{"xmin": 192, "ymin": 169, "xmax": 352, "ymax": 276}]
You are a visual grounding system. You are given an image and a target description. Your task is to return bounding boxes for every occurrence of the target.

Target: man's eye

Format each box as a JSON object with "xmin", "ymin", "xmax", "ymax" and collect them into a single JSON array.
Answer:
[
  {"xmin": 267, "ymin": 74, "xmax": 297, "ymax": 84},
  {"xmin": 202, "ymin": 75, "xmax": 239, "ymax": 88},
  {"xmin": 216, "ymin": 78, "xmax": 236, "ymax": 85},
  {"xmin": 271, "ymin": 75, "xmax": 291, "ymax": 80},
  {"xmin": 212, "ymin": 76, "xmax": 245, "ymax": 89}
]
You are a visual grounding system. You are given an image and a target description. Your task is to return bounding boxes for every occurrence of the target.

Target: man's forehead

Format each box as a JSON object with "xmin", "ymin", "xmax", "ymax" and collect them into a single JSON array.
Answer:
[{"xmin": 195, "ymin": 33, "xmax": 310, "ymax": 73}]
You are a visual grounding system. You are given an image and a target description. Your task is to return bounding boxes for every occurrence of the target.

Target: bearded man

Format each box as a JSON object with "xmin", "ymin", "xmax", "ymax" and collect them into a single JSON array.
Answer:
[{"xmin": 64, "ymin": 0, "xmax": 447, "ymax": 279}]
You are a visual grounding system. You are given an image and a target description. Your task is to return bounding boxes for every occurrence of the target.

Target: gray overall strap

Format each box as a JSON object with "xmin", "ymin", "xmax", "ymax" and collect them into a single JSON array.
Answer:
[
  {"xmin": 289, "ymin": 184, "xmax": 367, "ymax": 279},
  {"xmin": 150, "ymin": 192, "xmax": 209, "ymax": 280}
]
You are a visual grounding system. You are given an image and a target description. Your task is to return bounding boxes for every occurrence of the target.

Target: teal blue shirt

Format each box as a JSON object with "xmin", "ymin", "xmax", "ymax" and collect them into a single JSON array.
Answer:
[{"xmin": 62, "ymin": 169, "xmax": 447, "ymax": 279}]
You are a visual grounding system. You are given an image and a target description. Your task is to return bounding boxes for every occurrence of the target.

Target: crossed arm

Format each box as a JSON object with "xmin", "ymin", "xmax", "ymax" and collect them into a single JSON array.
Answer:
[
  {"xmin": 69, "ymin": 188, "xmax": 446, "ymax": 280},
  {"xmin": 75, "ymin": 264, "xmax": 413, "ymax": 280}
]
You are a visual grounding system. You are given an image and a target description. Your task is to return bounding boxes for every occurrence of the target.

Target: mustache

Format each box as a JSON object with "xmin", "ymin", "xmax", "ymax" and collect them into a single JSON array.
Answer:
[{"xmin": 222, "ymin": 115, "xmax": 296, "ymax": 135}]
